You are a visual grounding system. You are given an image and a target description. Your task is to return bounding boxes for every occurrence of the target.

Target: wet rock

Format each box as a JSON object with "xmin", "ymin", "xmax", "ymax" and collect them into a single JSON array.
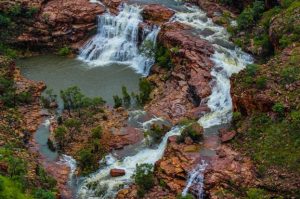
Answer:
[
  {"xmin": 110, "ymin": 169, "xmax": 126, "ymax": 177},
  {"xmin": 142, "ymin": 4, "xmax": 175, "ymax": 25}
]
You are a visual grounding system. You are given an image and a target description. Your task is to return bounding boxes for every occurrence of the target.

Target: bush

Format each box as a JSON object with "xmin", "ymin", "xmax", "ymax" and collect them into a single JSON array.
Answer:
[
  {"xmin": 58, "ymin": 46, "xmax": 71, "ymax": 56},
  {"xmin": 144, "ymin": 124, "xmax": 170, "ymax": 144},
  {"xmin": 113, "ymin": 95, "xmax": 122, "ymax": 108},
  {"xmin": 25, "ymin": 7, "xmax": 39, "ymax": 17},
  {"xmin": 281, "ymin": 0, "xmax": 294, "ymax": 8},
  {"xmin": 245, "ymin": 64, "xmax": 259, "ymax": 76},
  {"xmin": 134, "ymin": 163, "xmax": 154, "ymax": 197},
  {"xmin": 272, "ymin": 102, "xmax": 285, "ymax": 117},
  {"xmin": 34, "ymin": 189, "xmax": 55, "ymax": 199},
  {"xmin": 155, "ymin": 45, "xmax": 173, "ymax": 69},
  {"xmin": 0, "ymin": 43, "xmax": 17, "ymax": 59},
  {"xmin": 78, "ymin": 149, "xmax": 94, "ymax": 173},
  {"xmin": 91, "ymin": 126, "xmax": 102, "ymax": 139},
  {"xmin": 0, "ymin": 14, "xmax": 11, "ymax": 27},
  {"xmin": 121, "ymin": 86, "xmax": 131, "ymax": 108},
  {"xmin": 134, "ymin": 78, "xmax": 153, "ymax": 106},
  {"xmin": 8, "ymin": 4, "xmax": 21, "ymax": 17},
  {"xmin": 237, "ymin": 1, "xmax": 265, "ymax": 30},
  {"xmin": 246, "ymin": 188, "xmax": 269, "ymax": 199},
  {"xmin": 256, "ymin": 76, "xmax": 267, "ymax": 89},
  {"xmin": 280, "ymin": 66, "xmax": 299, "ymax": 83},
  {"xmin": 177, "ymin": 123, "xmax": 203, "ymax": 143}
]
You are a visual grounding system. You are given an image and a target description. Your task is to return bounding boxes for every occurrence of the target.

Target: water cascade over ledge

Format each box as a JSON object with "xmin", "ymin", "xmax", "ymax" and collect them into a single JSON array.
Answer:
[{"xmin": 78, "ymin": 3, "xmax": 160, "ymax": 76}]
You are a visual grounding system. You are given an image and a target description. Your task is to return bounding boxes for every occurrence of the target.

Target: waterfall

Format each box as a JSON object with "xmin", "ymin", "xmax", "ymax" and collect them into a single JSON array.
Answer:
[
  {"xmin": 182, "ymin": 160, "xmax": 208, "ymax": 199},
  {"xmin": 172, "ymin": 5, "xmax": 253, "ymax": 128},
  {"xmin": 77, "ymin": 127, "xmax": 183, "ymax": 198},
  {"xmin": 78, "ymin": 4, "xmax": 160, "ymax": 76},
  {"xmin": 173, "ymin": 5, "xmax": 253, "ymax": 197}
]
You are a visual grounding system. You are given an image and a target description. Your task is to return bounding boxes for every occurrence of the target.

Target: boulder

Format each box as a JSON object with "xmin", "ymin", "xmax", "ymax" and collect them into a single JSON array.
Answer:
[
  {"xmin": 219, "ymin": 129, "xmax": 236, "ymax": 143},
  {"xmin": 142, "ymin": 4, "xmax": 175, "ymax": 25},
  {"xmin": 110, "ymin": 169, "xmax": 126, "ymax": 177}
]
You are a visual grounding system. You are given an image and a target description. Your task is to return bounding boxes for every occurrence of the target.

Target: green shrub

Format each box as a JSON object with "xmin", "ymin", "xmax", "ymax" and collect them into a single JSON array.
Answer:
[
  {"xmin": 35, "ymin": 166, "xmax": 56, "ymax": 190},
  {"xmin": 34, "ymin": 189, "xmax": 55, "ymax": 199},
  {"xmin": 134, "ymin": 78, "xmax": 153, "ymax": 106},
  {"xmin": 91, "ymin": 126, "xmax": 102, "ymax": 139},
  {"xmin": 144, "ymin": 124, "xmax": 169, "ymax": 144},
  {"xmin": 155, "ymin": 45, "xmax": 173, "ymax": 69},
  {"xmin": 8, "ymin": 4, "xmax": 21, "ymax": 17},
  {"xmin": 281, "ymin": 0, "xmax": 294, "ymax": 8},
  {"xmin": 256, "ymin": 76, "xmax": 267, "ymax": 89},
  {"xmin": 246, "ymin": 188, "xmax": 269, "ymax": 199},
  {"xmin": 237, "ymin": 1, "xmax": 265, "ymax": 30},
  {"xmin": 134, "ymin": 163, "xmax": 154, "ymax": 197},
  {"xmin": 0, "ymin": 14, "xmax": 11, "ymax": 27},
  {"xmin": 25, "ymin": 7, "xmax": 39, "ymax": 18},
  {"xmin": 0, "ymin": 175, "xmax": 31, "ymax": 199},
  {"xmin": 272, "ymin": 102, "xmax": 285, "ymax": 117},
  {"xmin": 219, "ymin": 0, "xmax": 233, "ymax": 6},
  {"xmin": 54, "ymin": 126, "xmax": 67, "ymax": 149},
  {"xmin": 78, "ymin": 149, "xmax": 94, "ymax": 174},
  {"xmin": 0, "ymin": 43, "xmax": 17, "ymax": 59},
  {"xmin": 121, "ymin": 86, "xmax": 131, "ymax": 108},
  {"xmin": 177, "ymin": 123, "xmax": 203, "ymax": 143},
  {"xmin": 17, "ymin": 91, "xmax": 32, "ymax": 104},
  {"xmin": 58, "ymin": 47, "xmax": 71, "ymax": 56},
  {"xmin": 280, "ymin": 65, "xmax": 299, "ymax": 83},
  {"xmin": 113, "ymin": 95, "xmax": 122, "ymax": 108},
  {"xmin": 140, "ymin": 40, "xmax": 155, "ymax": 58},
  {"xmin": 245, "ymin": 64, "xmax": 259, "ymax": 76}
]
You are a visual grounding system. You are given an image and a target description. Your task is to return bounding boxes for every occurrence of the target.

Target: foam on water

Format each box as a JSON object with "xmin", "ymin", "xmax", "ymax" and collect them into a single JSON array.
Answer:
[
  {"xmin": 78, "ymin": 4, "xmax": 159, "ymax": 76},
  {"xmin": 77, "ymin": 127, "xmax": 182, "ymax": 198},
  {"xmin": 172, "ymin": 5, "xmax": 253, "ymax": 128}
]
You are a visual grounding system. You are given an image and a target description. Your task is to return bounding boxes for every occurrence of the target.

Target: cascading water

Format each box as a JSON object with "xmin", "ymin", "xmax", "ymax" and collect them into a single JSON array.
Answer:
[
  {"xmin": 78, "ymin": 4, "xmax": 160, "ymax": 76},
  {"xmin": 77, "ymin": 127, "xmax": 182, "ymax": 198},
  {"xmin": 182, "ymin": 160, "xmax": 208, "ymax": 199},
  {"xmin": 173, "ymin": 5, "xmax": 253, "ymax": 128}
]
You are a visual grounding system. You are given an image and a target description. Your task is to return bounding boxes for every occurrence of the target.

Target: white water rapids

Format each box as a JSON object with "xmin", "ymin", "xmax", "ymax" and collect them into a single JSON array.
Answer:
[
  {"xmin": 78, "ymin": 3, "xmax": 159, "ymax": 76},
  {"xmin": 173, "ymin": 5, "xmax": 253, "ymax": 128},
  {"xmin": 76, "ymin": 2, "xmax": 252, "ymax": 199}
]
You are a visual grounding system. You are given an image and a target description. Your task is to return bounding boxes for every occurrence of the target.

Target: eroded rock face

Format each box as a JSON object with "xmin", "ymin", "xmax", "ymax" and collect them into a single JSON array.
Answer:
[
  {"xmin": 15, "ymin": 0, "xmax": 105, "ymax": 49},
  {"xmin": 145, "ymin": 22, "xmax": 214, "ymax": 124},
  {"xmin": 142, "ymin": 4, "xmax": 175, "ymax": 25},
  {"xmin": 101, "ymin": 0, "xmax": 124, "ymax": 14}
]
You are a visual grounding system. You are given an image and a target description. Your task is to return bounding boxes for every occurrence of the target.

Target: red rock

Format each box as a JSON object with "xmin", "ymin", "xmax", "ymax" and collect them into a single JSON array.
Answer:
[
  {"xmin": 220, "ymin": 130, "xmax": 236, "ymax": 142},
  {"xmin": 142, "ymin": 4, "xmax": 175, "ymax": 25},
  {"xmin": 110, "ymin": 169, "xmax": 126, "ymax": 177}
]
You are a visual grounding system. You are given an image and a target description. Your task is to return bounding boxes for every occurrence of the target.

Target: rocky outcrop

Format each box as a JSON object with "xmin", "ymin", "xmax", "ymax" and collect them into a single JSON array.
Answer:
[
  {"xmin": 142, "ymin": 4, "xmax": 175, "ymax": 25},
  {"xmin": 204, "ymin": 145, "xmax": 257, "ymax": 198},
  {"xmin": 101, "ymin": 0, "xmax": 123, "ymax": 14},
  {"xmin": 14, "ymin": 0, "xmax": 105, "ymax": 50},
  {"xmin": 145, "ymin": 22, "xmax": 214, "ymax": 124}
]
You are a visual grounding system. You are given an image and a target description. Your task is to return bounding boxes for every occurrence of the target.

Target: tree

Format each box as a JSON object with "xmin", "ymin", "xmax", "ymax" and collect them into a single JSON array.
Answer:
[
  {"xmin": 122, "ymin": 86, "xmax": 131, "ymax": 108},
  {"xmin": 134, "ymin": 163, "xmax": 154, "ymax": 197},
  {"xmin": 113, "ymin": 95, "xmax": 122, "ymax": 108}
]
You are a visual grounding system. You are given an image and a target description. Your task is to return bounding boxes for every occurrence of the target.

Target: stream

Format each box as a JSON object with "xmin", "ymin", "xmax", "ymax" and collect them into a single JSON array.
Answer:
[{"xmin": 18, "ymin": 0, "xmax": 252, "ymax": 198}]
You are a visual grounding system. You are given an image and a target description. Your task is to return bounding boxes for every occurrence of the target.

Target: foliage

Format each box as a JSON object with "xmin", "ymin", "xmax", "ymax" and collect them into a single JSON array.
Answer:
[
  {"xmin": 113, "ymin": 95, "xmax": 122, "ymax": 108},
  {"xmin": 0, "ymin": 175, "xmax": 32, "ymax": 199},
  {"xmin": 177, "ymin": 123, "xmax": 203, "ymax": 143},
  {"xmin": 35, "ymin": 166, "xmax": 56, "ymax": 190},
  {"xmin": 78, "ymin": 148, "xmax": 97, "ymax": 175},
  {"xmin": 41, "ymin": 89, "xmax": 57, "ymax": 108},
  {"xmin": 134, "ymin": 78, "xmax": 153, "ymax": 106},
  {"xmin": 237, "ymin": 1, "xmax": 265, "ymax": 30},
  {"xmin": 58, "ymin": 47, "xmax": 71, "ymax": 56},
  {"xmin": 272, "ymin": 103, "xmax": 285, "ymax": 117},
  {"xmin": 245, "ymin": 64, "xmax": 259, "ymax": 77},
  {"xmin": 246, "ymin": 188, "xmax": 269, "ymax": 199},
  {"xmin": 0, "ymin": 14, "xmax": 11, "ymax": 27},
  {"xmin": 122, "ymin": 86, "xmax": 131, "ymax": 108},
  {"xmin": 54, "ymin": 126, "xmax": 67, "ymax": 150},
  {"xmin": 0, "ymin": 43, "xmax": 17, "ymax": 59},
  {"xmin": 281, "ymin": 0, "xmax": 295, "ymax": 8},
  {"xmin": 60, "ymin": 86, "xmax": 105, "ymax": 117},
  {"xmin": 134, "ymin": 163, "xmax": 154, "ymax": 197},
  {"xmin": 34, "ymin": 189, "xmax": 55, "ymax": 199},
  {"xmin": 25, "ymin": 7, "xmax": 39, "ymax": 18},
  {"xmin": 91, "ymin": 126, "xmax": 102, "ymax": 139},
  {"xmin": 155, "ymin": 45, "xmax": 173, "ymax": 69},
  {"xmin": 144, "ymin": 124, "xmax": 169, "ymax": 144},
  {"xmin": 140, "ymin": 40, "xmax": 155, "ymax": 58},
  {"xmin": 256, "ymin": 76, "xmax": 267, "ymax": 89}
]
